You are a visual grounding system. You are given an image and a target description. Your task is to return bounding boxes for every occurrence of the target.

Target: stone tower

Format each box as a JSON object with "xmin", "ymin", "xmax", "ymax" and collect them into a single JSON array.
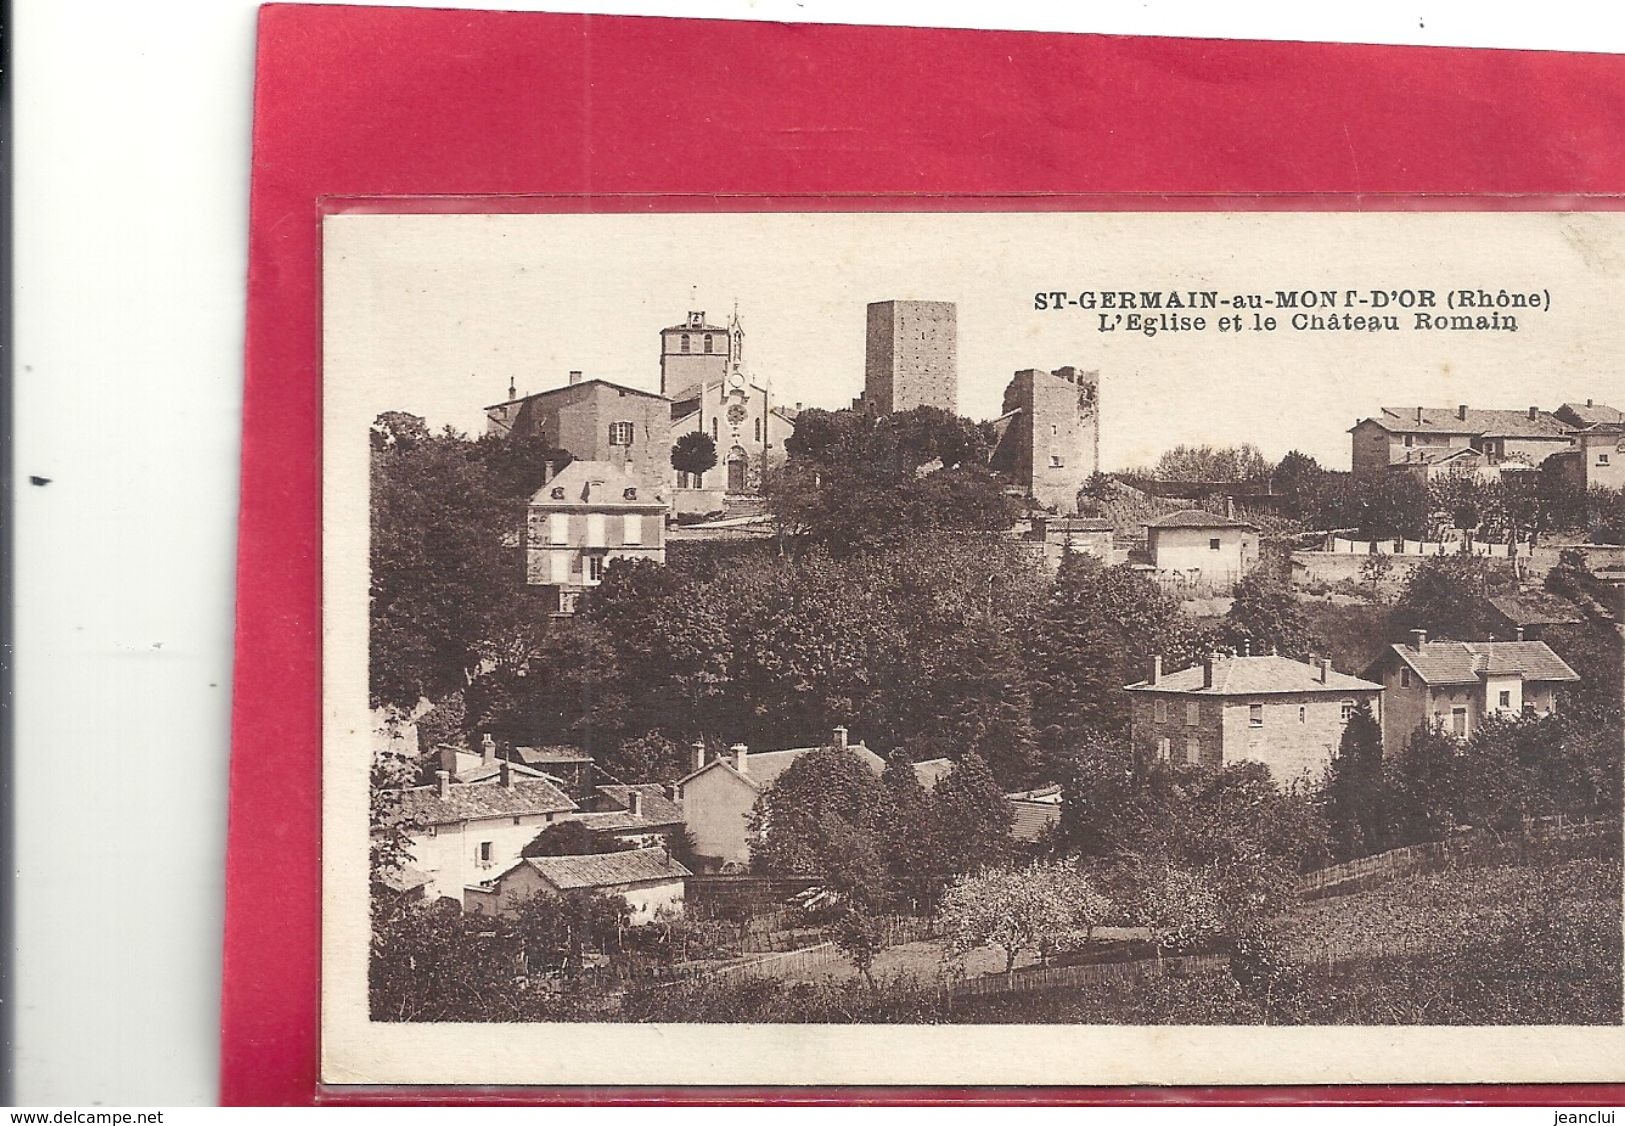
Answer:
[
  {"xmin": 659, "ymin": 310, "xmax": 733, "ymax": 397},
  {"xmin": 989, "ymin": 366, "xmax": 1101, "ymax": 514},
  {"xmin": 862, "ymin": 300, "xmax": 957, "ymax": 414}
]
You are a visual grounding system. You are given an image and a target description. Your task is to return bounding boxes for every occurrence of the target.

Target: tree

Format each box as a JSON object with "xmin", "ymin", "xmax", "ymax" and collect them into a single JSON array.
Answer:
[
  {"xmin": 510, "ymin": 890, "xmax": 632, "ymax": 979},
  {"xmin": 521, "ymin": 820, "xmax": 634, "ymax": 858},
  {"xmin": 671, "ymin": 431, "xmax": 718, "ymax": 481},
  {"xmin": 1220, "ymin": 568, "xmax": 1316, "ymax": 658},
  {"xmin": 878, "ymin": 752, "xmax": 943, "ymax": 886},
  {"xmin": 1127, "ymin": 860, "xmax": 1224, "ymax": 963},
  {"xmin": 609, "ymin": 730, "xmax": 686, "ymax": 783},
  {"xmin": 1383, "ymin": 724, "xmax": 1463, "ymax": 845},
  {"xmin": 930, "ymin": 752, "xmax": 1015, "ymax": 875},
  {"xmin": 1392, "ymin": 554, "xmax": 1501, "ymax": 641},
  {"xmin": 832, "ymin": 907, "xmax": 887, "ymax": 990},
  {"xmin": 1152, "ymin": 443, "xmax": 1271, "ymax": 482},
  {"xmin": 1030, "ymin": 554, "xmax": 1201, "ymax": 747},
  {"xmin": 939, "ymin": 863, "xmax": 1093, "ymax": 974},
  {"xmin": 370, "ymin": 899, "xmax": 529, "ymax": 1022},
  {"xmin": 1320, "ymin": 699, "xmax": 1387, "ymax": 861},
  {"xmin": 748, "ymin": 745, "xmax": 892, "ymax": 877},
  {"xmin": 1271, "ymin": 450, "xmax": 1323, "ymax": 517}
]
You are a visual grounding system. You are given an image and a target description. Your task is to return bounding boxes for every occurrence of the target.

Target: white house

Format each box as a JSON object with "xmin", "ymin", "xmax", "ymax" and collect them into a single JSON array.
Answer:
[
  {"xmin": 392, "ymin": 765, "xmax": 579, "ymax": 901},
  {"xmin": 463, "ymin": 847, "xmax": 691, "ymax": 923}
]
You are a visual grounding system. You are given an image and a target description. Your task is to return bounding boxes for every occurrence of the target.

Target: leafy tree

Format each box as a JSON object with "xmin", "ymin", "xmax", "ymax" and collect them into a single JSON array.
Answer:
[
  {"xmin": 930, "ymin": 752, "xmax": 1015, "ymax": 875},
  {"xmin": 1320, "ymin": 700, "xmax": 1387, "ymax": 861},
  {"xmin": 671, "ymin": 431, "xmax": 718, "ymax": 481},
  {"xmin": 609, "ymin": 730, "xmax": 687, "ymax": 783},
  {"xmin": 370, "ymin": 899, "xmax": 528, "ymax": 1022},
  {"xmin": 832, "ymin": 907, "xmax": 887, "ymax": 989},
  {"xmin": 1030, "ymin": 554, "xmax": 1201, "ymax": 747},
  {"xmin": 1126, "ymin": 860, "xmax": 1224, "ymax": 963},
  {"xmin": 748, "ymin": 745, "xmax": 893, "ymax": 877},
  {"xmin": 521, "ymin": 820, "xmax": 634, "ymax": 858},
  {"xmin": 878, "ymin": 752, "xmax": 943, "ymax": 884},
  {"xmin": 1220, "ymin": 568, "xmax": 1316, "ymax": 658},
  {"xmin": 370, "ymin": 419, "xmax": 524, "ymax": 709},
  {"xmin": 1383, "ymin": 724, "xmax": 1463, "ymax": 845},
  {"xmin": 369, "ymin": 745, "xmax": 417, "ymax": 887},
  {"xmin": 1152, "ymin": 443, "xmax": 1271, "ymax": 482},
  {"xmin": 1392, "ymin": 554, "xmax": 1501, "ymax": 641},
  {"xmin": 939, "ymin": 863, "xmax": 1093, "ymax": 974},
  {"xmin": 511, "ymin": 890, "xmax": 632, "ymax": 979},
  {"xmin": 475, "ymin": 431, "xmax": 573, "ymax": 500},
  {"xmin": 1271, "ymin": 450, "xmax": 1323, "ymax": 516}
]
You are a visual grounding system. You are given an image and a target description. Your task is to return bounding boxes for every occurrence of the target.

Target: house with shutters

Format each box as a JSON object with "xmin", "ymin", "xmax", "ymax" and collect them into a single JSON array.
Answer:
[
  {"xmin": 463, "ymin": 848, "xmax": 692, "ymax": 923},
  {"xmin": 390, "ymin": 765, "xmax": 580, "ymax": 901},
  {"xmin": 1143, "ymin": 509, "xmax": 1260, "ymax": 592},
  {"xmin": 1124, "ymin": 653, "xmax": 1384, "ymax": 789},
  {"xmin": 1364, "ymin": 629, "xmax": 1580, "ymax": 751},
  {"xmin": 1349, "ymin": 404, "xmax": 1573, "ymax": 481},
  {"xmin": 523, "ymin": 459, "xmax": 668, "ymax": 614}
]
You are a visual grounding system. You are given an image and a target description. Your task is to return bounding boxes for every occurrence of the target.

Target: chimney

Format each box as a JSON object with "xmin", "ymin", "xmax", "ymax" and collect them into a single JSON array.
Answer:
[
  {"xmin": 1457, "ymin": 404, "xmax": 1469, "ymax": 420},
  {"xmin": 1587, "ymin": 398, "xmax": 1594, "ymax": 408},
  {"xmin": 731, "ymin": 743, "xmax": 749, "ymax": 774},
  {"xmin": 691, "ymin": 739, "xmax": 706, "ymax": 773},
  {"xmin": 1149, "ymin": 655, "xmax": 1162, "ymax": 686},
  {"xmin": 1528, "ymin": 406, "xmax": 1538, "ymax": 421},
  {"xmin": 436, "ymin": 769, "xmax": 451, "ymax": 800},
  {"xmin": 500, "ymin": 761, "xmax": 516, "ymax": 789},
  {"xmin": 439, "ymin": 744, "xmax": 460, "ymax": 776},
  {"xmin": 1415, "ymin": 406, "xmax": 1423, "ymax": 423},
  {"xmin": 1410, "ymin": 628, "xmax": 1428, "ymax": 650},
  {"xmin": 1202, "ymin": 654, "xmax": 1216, "ymax": 689},
  {"xmin": 1242, "ymin": 638, "xmax": 1251, "ymax": 657},
  {"xmin": 832, "ymin": 725, "xmax": 848, "ymax": 749},
  {"xmin": 507, "ymin": 376, "xmax": 516, "ymax": 401},
  {"xmin": 568, "ymin": 369, "xmax": 583, "ymax": 386},
  {"xmin": 664, "ymin": 781, "xmax": 680, "ymax": 804},
  {"xmin": 1316, "ymin": 657, "xmax": 1330, "ymax": 683},
  {"xmin": 629, "ymin": 789, "xmax": 644, "ymax": 818},
  {"xmin": 1515, "ymin": 625, "xmax": 1526, "ymax": 641},
  {"xmin": 481, "ymin": 732, "xmax": 496, "ymax": 765}
]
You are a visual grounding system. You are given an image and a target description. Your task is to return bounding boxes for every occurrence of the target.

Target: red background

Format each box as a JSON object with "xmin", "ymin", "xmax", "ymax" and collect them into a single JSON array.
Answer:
[{"xmin": 228, "ymin": 2, "xmax": 1625, "ymax": 1105}]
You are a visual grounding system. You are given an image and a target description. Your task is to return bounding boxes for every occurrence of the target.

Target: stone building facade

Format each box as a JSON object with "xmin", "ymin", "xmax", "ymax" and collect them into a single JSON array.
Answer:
[
  {"xmin": 989, "ymin": 366, "xmax": 1101, "ymax": 513},
  {"xmin": 484, "ymin": 373, "xmax": 673, "ymax": 500},
  {"xmin": 523, "ymin": 459, "xmax": 668, "ymax": 615},
  {"xmin": 1124, "ymin": 654, "xmax": 1384, "ymax": 789},
  {"xmin": 1348, "ymin": 405, "xmax": 1573, "ymax": 481},
  {"xmin": 861, "ymin": 299, "xmax": 957, "ymax": 414}
]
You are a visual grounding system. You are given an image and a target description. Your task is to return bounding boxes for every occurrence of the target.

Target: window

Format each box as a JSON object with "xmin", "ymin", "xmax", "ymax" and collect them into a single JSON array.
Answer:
[
  {"xmin": 1404, "ymin": 435, "xmax": 1414, "ymax": 447},
  {"xmin": 426, "ymin": 825, "xmax": 437, "ymax": 838},
  {"xmin": 623, "ymin": 513, "xmax": 643, "ymax": 546},
  {"xmin": 1498, "ymin": 690, "xmax": 1511, "ymax": 708},
  {"xmin": 1451, "ymin": 706, "xmax": 1468, "ymax": 736},
  {"xmin": 608, "ymin": 421, "xmax": 634, "ymax": 446},
  {"xmin": 1340, "ymin": 700, "xmax": 1355, "ymax": 722},
  {"xmin": 712, "ymin": 418, "xmax": 719, "ymax": 440},
  {"xmin": 587, "ymin": 554, "xmax": 605, "ymax": 583},
  {"xmin": 585, "ymin": 513, "xmax": 606, "ymax": 548},
  {"xmin": 1298, "ymin": 705, "xmax": 1307, "ymax": 724},
  {"xmin": 1050, "ymin": 454, "xmax": 1064, "ymax": 468},
  {"xmin": 1185, "ymin": 701, "xmax": 1200, "ymax": 727},
  {"xmin": 549, "ymin": 551, "xmax": 570, "ymax": 584},
  {"xmin": 1209, "ymin": 538, "xmax": 1221, "ymax": 551},
  {"xmin": 548, "ymin": 512, "xmax": 568, "ymax": 544},
  {"xmin": 1249, "ymin": 703, "xmax": 1263, "ymax": 728},
  {"xmin": 1153, "ymin": 699, "xmax": 1167, "ymax": 723},
  {"xmin": 755, "ymin": 418, "xmax": 762, "ymax": 442},
  {"xmin": 680, "ymin": 334, "xmax": 690, "ymax": 353},
  {"xmin": 1401, "ymin": 668, "xmax": 1411, "ymax": 688},
  {"xmin": 512, "ymin": 816, "xmax": 522, "ymax": 826},
  {"xmin": 477, "ymin": 841, "xmax": 494, "ymax": 866},
  {"xmin": 704, "ymin": 334, "xmax": 714, "ymax": 353},
  {"xmin": 1600, "ymin": 453, "xmax": 1611, "ymax": 466},
  {"xmin": 1156, "ymin": 737, "xmax": 1171, "ymax": 761},
  {"xmin": 1185, "ymin": 734, "xmax": 1200, "ymax": 764}
]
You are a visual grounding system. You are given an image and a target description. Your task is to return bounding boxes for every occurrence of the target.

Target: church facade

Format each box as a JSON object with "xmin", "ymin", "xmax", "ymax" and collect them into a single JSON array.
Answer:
[{"xmin": 662, "ymin": 309, "xmax": 796, "ymax": 499}]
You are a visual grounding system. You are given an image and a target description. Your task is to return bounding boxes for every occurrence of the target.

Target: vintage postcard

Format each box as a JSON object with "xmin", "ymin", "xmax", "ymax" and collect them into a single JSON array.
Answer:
[{"xmin": 321, "ymin": 209, "xmax": 1625, "ymax": 1087}]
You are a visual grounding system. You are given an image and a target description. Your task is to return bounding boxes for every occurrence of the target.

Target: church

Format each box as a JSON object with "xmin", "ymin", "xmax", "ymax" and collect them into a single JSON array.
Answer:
[{"xmin": 661, "ymin": 308, "xmax": 797, "ymax": 499}]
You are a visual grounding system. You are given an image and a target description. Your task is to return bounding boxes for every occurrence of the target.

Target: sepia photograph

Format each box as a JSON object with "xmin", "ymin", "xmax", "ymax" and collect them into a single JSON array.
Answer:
[{"xmin": 320, "ymin": 209, "xmax": 1625, "ymax": 1087}]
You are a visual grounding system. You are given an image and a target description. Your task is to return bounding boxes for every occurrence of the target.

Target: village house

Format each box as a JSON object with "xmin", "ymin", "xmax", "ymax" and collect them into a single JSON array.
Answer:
[
  {"xmin": 463, "ymin": 848, "xmax": 691, "ymax": 923},
  {"xmin": 1124, "ymin": 653, "xmax": 1384, "ymax": 789},
  {"xmin": 1143, "ymin": 509, "xmax": 1259, "ymax": 591},
  {"xmin": 1546, "ymin": 421, "xmax": 1625, "ymax": 492},
  {"xmin": 676, "ymin": 728, "xmax": 886, "ymax": 871},
  {"xmin": 1486, "ymin": 590, "xmax": 1583, "ymax": 642},
  {"xmin": 1553, "ymin": 399, "xmax": 1625, "ymax": 431},
  {"xmin": 523, "ymin": 459, "xmax": 668, "ymax": 615},
  {"xmin": 484, "ymin": 371, "xmax": 673, "ymax": 500},
  {"xmin": 1365, "ymin": 629, "xmax": 1580, "ymax": 750},
  {"xmin": 392, "ymin": 766, "xmax": 580, "ymax": 901},
  {"xmin": 1020, "ymin": 516, "xmax": 1115, "ymax": 571},
  {"xmin": 509, "ymin": 744, "xmax": 596, "ymax": 799},
  {"xmin": 1348, "ymin": 405, "xmax": 1573, "ymax": 481},
  {"xmin": 1005, "ymin": 784, "xmax": 1063, "ymax": 842},
  {"xmin": 569, "ymin": 783, "xmax": 685, "ymax": 850}
]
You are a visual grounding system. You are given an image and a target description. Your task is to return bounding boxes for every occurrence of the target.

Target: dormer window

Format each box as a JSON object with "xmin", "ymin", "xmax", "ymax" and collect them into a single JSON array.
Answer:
[
  {"xmin": 550, "ymin": 486, "xmax": 565, "ymax": 500},
  {"xmin": 623, "ymin": 487, "xmax": 638, "ymax": 500}
]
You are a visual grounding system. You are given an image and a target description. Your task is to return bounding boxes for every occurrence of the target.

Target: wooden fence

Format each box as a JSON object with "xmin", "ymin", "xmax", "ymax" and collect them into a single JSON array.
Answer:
[
  {"xmin": 1298, "ymin": 814, "xmax": 1618, "ymax": 900},
  {"xmin": 946, "ymin": 953, "xmax": 1228, "ymax": 1002}
]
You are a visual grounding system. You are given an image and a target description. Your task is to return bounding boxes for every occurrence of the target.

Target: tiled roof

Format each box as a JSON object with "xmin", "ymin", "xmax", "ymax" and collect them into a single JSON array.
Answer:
[
  {"xmin": 1367, "ymin": 407, "xmax": 1569, "ymax": 439},
  {"xmin": 1145, "ymin": 509, "xmax": 1256, "ymax": 530},
  {"xmin": 681, "ymin": 743, "xmax": 887, "ymax": 790},
  {"xmin": 397, "ymin": 777, "xmax": 578, "ymax": 825},
  {"xmin": 1559, "ymin": 402, "xmax": 1625, "ymax": 426},
  {"xmin": 595, "ymin": 783, "xmax": 684, "ymax": 826},
  {"xmin": 1010, "ymin": 800, "xmax": 1062, "ymax": 842},
  {"xmin": 1388, "ymin": 446, "xmax": 1481, "ymax": 466},
  {"xmin": 520, "ymin": 848, "xmax": 691, "ymax": 890},
  {"xmin": 454, "ymin": 759, "xmax": 552, "ymax": 784},
  {"xmin": 375, "ymin": 865, "xmax": 432, "ymax": 893},
  {"xmin": 1487, "ymin": 591, "xmax": 1583, "ymax": 628},
  {"xmin": 1379, "ymin": 640, "xmax": 1580, "ymax": 685},
  {"xmin": 1125, "ymin": 655, "xmax": 1382, "ymax": 696},
  {"xmin": 485, "ymin": 377, "xmax": 667, "ymax": 410},
  {"xmin": 513, "ymin": 745, "xmax": 592, "ymax": 766},
  {"xmin": 910, "ymin": 758, "xmax": 955, "ymax": 790},
  {"xmin": 1006, "ymin": 783, "xmax": 1062, "ymax": 804},
  {"xmin": 1041, "ymin": 517, "xmax": 1114, "ymax": 532},
  {"xmin": 528, "ymin": 459, "xmax": 666, "ymax": 508}
]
